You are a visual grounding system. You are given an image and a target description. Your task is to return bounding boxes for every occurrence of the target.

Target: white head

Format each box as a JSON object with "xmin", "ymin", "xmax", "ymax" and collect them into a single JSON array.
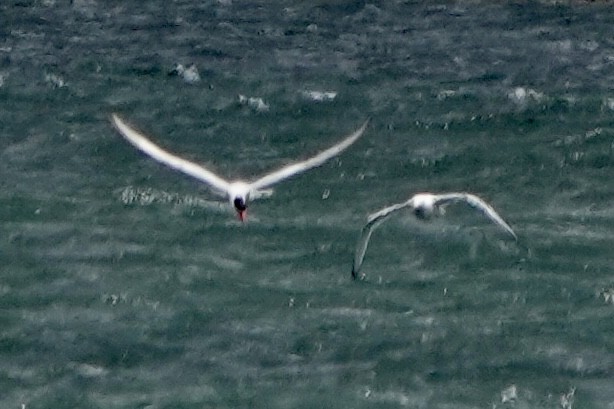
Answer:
[{"xmin": 410, "ymin": 193, "xmax": 437, "ymax": 220}]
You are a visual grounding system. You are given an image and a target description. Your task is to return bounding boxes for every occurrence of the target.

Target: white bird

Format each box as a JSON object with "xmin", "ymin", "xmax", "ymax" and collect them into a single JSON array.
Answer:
[
  {"xmin": 351, "ymin": 192, "xmax": 517, "ymax": 279},
  {"xmin": 111, "ymin": 114, "xmax": 369, "ymax": 221}
]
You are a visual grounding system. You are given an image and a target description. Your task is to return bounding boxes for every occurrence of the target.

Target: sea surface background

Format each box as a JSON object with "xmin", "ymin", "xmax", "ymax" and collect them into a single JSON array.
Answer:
[{"xmin": 1, "ymin": 1, "xmax": 613, "ymax": 408}]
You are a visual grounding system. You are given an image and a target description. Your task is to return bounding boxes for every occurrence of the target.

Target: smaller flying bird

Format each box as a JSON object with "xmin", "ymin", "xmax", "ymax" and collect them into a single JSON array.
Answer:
[
  {"xmin": 351, "ymin": 192, "xmax": 517, "ymax": 279},
  {"xmin": 112, "ymin": 114, "xmax": 369, "ymax": 221}
]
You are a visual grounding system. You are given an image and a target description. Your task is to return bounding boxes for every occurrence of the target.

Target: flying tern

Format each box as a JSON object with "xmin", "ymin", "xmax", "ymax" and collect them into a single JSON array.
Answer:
[
  {"xmin": 112, "ymin": 114, "xmax": 369, "ymax": 221},
  {"xmin": 351, "ymin": 192, "xmax": 517, "ymax": 279}
]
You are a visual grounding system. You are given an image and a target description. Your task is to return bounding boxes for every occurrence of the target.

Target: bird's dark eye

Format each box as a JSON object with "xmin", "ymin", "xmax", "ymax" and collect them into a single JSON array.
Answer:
[{"xmin": 234, "ymin": 197, "xmax": 247, "ymax": 211}]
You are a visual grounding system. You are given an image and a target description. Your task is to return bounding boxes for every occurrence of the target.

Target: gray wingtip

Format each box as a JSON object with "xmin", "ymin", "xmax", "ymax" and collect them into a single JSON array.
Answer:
[
  {"xmin": 352, "ymin": 118, "xmax": 370, "ymax": 140},
  {"xmin": 361, "ymin": 117, "xmax": 371, "ymax": 131},
  {"xmin": 509, "ymin": 229, "xmax": 519, "ymax": 241},
  {"xmin": 110, "ymin": 113, "xmax": 127, "ymax": 132}
]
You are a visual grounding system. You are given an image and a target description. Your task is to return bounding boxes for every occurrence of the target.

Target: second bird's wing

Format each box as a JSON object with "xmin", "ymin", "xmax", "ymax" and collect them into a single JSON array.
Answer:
[
  {"xmin": 351, "ymin": 200, "xmax": 412, "ymax": 279},
  {"xmin": 433, "ymin": 193, "xmax": 517, "ymax": 240}
]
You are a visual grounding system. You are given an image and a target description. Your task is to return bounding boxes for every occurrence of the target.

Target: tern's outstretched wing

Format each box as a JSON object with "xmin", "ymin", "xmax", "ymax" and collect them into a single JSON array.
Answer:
[
  {"xmin": 351, "ymin": 200, "xmax": 412, "ymax": 279},
  {"xmin": 112, "ymin": 114, "xmax": 230, "ymax": 196},
  {"xmin": 249, "ymin": 119, "xmax": 369, "ymax": 191},
  {"xmin": 433, "ymin": 193, "xmax": 517, "ymax": 240}
]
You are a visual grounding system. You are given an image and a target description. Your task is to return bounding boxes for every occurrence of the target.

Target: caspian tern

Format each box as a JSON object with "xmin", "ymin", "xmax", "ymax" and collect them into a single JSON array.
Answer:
[
  {"xmin": 351, "ymin": 192, "xmax": 517, "ymax": 279},
  {"xmin": 112, "ymin": 114, "xmax": 369, "ymax": 221}
]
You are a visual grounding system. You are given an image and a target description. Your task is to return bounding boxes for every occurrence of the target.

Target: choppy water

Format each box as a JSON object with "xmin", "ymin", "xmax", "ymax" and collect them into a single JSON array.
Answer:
[{"xmin": 1, "ymin": 1, "xmax": 614, "ymax": 408}]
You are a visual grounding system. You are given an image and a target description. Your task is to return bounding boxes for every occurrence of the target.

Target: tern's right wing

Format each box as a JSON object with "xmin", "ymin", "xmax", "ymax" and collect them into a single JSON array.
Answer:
[
  {"xmin": 112, "ymin": 114, "xmax": 230, "ymax": 196},
  {"xmin": 249, "ymin": 119, "xmax": 369, "ymax": 191},
  {"xmin": 351, "ymin": 200, "xmax": 412, "ymax": 279}
]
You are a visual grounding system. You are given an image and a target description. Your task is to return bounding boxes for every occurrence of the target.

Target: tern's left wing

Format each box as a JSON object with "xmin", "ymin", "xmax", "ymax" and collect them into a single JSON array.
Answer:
[
  {"xmin": 433, "ymin": 193, "xmax": 517, "ymax": 240},
  {"xmin": 112, "ymin": 114, "xmax": 231, "ymax": 196},
  {"xmin": 249, "ymin": 119, "xmax": 369, "ymax": 191}
]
